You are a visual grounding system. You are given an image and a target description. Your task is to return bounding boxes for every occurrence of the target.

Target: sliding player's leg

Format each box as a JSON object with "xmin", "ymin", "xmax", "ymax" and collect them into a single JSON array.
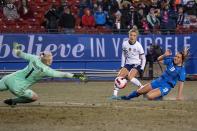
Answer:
[
  {"xmin": 4, "ymin": 89, "xmax": 38, "ymax": 106},
  {"xmin": 146, "ymin": 82, "xmax": 172, "ymax": 100},
  {"xmin": 146, "ymin": 88, "xmax": 162, "ymax": 100},
  {"xmin": 121, "ymin": 83, "xmax": 152, "ymax": 100}
]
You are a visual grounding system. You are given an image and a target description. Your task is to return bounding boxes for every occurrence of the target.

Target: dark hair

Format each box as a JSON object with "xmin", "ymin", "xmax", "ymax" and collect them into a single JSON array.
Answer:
[{"xmin": 180, "ymin": 48, "xmax": 189, "ymax": 64}]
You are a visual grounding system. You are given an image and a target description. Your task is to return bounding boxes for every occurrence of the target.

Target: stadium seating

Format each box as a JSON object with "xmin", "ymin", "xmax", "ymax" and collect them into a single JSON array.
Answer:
[{"xmin": 0, "ymin": 0, "xmax": 196, "ymax": 34}]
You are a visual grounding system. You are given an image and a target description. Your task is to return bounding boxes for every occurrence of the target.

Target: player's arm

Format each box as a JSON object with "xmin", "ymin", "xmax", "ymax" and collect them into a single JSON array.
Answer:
[
  {"xmin": 138, "ymin": 44, "xmax": 146, "ymax": 71},
  {"xmin": 139, "ymin": 54, "xmax": 146, "ymax": 71},
  {"xmin": 44, "ymin": 67, "xmax": 87, "ymax": 81},
  {"xmin": 157, "ymin": 49, "xmax": 172, "ymax": 64},
  {"xmin": 121, "ymin": 50, "xmax": 126, "ymax": 67},
  {"xmin": 13, "ymin": 43, "xmax": 36, "ymax": 61},
  {"xmin": 176, "ymin": 67, "xmax": 186, "ymax": 100},
  {"xmin": 177, "ymin": 81, "xmax": 184, "ymax": 100},
  {"xmin": 121, "ymin": 44, "xmax": 126, "ymax": 68}
]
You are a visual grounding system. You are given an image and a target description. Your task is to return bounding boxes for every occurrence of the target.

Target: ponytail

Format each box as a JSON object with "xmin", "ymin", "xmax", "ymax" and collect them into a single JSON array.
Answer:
[{"xmin": 181, "ymin": 47, "xmax": 189, "ymax": 64}]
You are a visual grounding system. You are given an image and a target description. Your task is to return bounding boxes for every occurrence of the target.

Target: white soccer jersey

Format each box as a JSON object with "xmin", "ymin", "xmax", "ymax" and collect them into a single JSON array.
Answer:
[{"xmin": 121, "ymin": 40, "xmax": 145, "ymax": 67}]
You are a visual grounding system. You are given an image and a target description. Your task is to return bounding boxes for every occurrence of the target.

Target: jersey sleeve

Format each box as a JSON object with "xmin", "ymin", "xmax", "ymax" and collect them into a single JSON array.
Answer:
[
  {"xmin": 18, "ymin": 51, "xmax": 37, "ymax": 61},
  {"xmin": 138, "ymin": 43, "xmax": 146, "ymax": 70},
  {"xmin": 43, "ymin": 67, "xmax": 74, "ymax": 78},
  {"xmin": 178, "ymin": 67, "xmax": 186, "ymax": 82},
  {"xmin": 138, "ymin": 43, "xmax": 145, "ymax": 55},
  {"xmin": 121, "ymin": 42, "xmax": 126, "ymax": 67},
  {"xmin": 163, "ymin": 56, "xmax": 173, "ymax": 66}
]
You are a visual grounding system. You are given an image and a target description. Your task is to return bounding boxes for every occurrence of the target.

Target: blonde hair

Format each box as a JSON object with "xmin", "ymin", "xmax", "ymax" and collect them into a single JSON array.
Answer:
[
  {"xmin": 40, "ymin": 51, "xmax": 52, "ymax": 58},
  {"xmin": 128, "ymin": 26, "xmax": 139, "ymax": 36},
  {"xmin": 40, "ymin": 51, "xmax": 53, "ymax": 65}
]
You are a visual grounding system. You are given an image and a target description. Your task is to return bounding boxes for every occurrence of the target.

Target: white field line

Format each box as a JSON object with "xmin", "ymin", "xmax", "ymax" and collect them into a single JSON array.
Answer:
[{"xmin": 0, "ymin": 101, "xmax": 193, "ymax": 113}]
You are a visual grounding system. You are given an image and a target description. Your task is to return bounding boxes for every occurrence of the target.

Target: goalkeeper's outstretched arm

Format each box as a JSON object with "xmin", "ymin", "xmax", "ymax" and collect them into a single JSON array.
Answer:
[
  {"xmin": 13, "ymin": 42, "xmax": 37, "ymax": 61},
  {"xmin": 44, "ymin": 67, "xmax": 87, "ymax": 81}
]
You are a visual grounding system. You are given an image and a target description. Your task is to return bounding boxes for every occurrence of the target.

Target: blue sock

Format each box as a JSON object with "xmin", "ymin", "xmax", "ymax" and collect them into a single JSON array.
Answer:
[{"xmin": 127, "ymin": 90, "xmax": 140, "ymax": 99}]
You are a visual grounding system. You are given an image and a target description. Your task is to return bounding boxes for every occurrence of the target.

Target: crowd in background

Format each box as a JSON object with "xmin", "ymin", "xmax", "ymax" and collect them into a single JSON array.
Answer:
[{"xmin": 0, "ymin": 0, "xmax": 196, "ymax": 34}]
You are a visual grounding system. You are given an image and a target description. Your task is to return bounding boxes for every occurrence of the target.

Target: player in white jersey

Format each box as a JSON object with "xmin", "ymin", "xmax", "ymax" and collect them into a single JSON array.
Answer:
[{"xmin": 111, "ymin": 27, "xmax": 146, "ymax": 99}]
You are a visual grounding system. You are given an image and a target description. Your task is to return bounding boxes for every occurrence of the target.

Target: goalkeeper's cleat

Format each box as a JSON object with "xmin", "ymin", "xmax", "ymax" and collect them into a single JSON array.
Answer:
[
  {"xmin": 4, "ymin": 99, "xmax": 17, "ymax": 107},
  {"xmin": 120, "ymin": 96, "xmax": 131, "ymax": 100}
]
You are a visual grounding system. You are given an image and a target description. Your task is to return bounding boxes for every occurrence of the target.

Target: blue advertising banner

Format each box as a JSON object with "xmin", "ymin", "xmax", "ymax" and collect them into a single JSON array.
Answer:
[{"xmin": 0, "ymin": 34, "xmax": 196, "ymax": 74}]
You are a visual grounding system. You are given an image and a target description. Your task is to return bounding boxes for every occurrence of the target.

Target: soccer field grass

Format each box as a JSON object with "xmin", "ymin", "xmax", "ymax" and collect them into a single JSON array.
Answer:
[{"xmin": 0, "ymin": 80, "xmax": 197, "ymax": 131}]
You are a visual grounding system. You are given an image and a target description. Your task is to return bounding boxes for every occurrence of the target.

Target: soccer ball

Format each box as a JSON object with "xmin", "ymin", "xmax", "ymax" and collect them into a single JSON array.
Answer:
[{"xmin": 114, "ymin": 76, "xmax": 127, "ymax": 89}]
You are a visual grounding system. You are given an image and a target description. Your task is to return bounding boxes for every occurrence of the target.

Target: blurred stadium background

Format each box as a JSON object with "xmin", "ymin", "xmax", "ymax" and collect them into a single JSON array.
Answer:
[{"xmin": 0, "ymin": 0, "xmax": 197, "ymax": 131}]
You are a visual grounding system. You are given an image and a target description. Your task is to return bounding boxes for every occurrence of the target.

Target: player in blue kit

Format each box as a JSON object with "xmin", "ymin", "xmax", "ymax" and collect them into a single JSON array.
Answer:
[{"xmin": 120, "ymin": 48, "xmax": 189, "ymax": 100}]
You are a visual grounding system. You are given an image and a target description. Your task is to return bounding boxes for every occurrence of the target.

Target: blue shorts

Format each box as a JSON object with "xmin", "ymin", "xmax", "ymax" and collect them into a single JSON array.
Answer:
[
  {"xmin": 151, "ymin": 77, "xmax": 172, "ymax": 96},
  {"xmin": 124, "ymin": 64, "xmax": 142, "ymax": 74}
]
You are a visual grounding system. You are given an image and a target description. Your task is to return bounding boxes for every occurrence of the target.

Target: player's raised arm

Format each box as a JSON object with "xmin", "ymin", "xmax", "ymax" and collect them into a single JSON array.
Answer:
[
  {"xmin": 13, "ymin": 42, "xmax": 36, "ymax": 61},
  {"xmin": 157, "ymin": 49, "xmax": 172, "ymax": 63}
]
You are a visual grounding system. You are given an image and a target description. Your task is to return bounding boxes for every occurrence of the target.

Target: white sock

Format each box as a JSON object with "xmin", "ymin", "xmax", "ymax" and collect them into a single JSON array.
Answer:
[
  {"xmin": 130, "ymin": 78, "xmax": 142, "ymax": 88},
  {"xmin": 139, "ymin": 85, "xmax": 145, "ymax": 89},
  {"xmin": 113, "ymin": 84, "xmax": 119, "ymax": 96}
]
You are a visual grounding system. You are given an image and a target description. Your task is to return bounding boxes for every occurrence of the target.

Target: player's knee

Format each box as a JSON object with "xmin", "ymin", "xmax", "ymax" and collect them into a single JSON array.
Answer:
[
  {"xmin": 32, "ymin": 93, "xmax": 38, "ymax": 101},
  {"xmin": 127, "ymin": 75, "xmax": 133, "ymax": 80},
  {"xmin": 146, "ymin": 94, "xmax": 155, "ymax": 100},
  {"xmin": 128, "ymin": 69, "xmax": 138, "ymax": 78},
  {"xmin": 118, "ymin": 68, "xmax": 128, "ymax": 77},
  {"xmin": 117, "ymin": 73, "xmax": 127, "ymax": 78},
  {"xmin": 14, "ymin": 90, "xmax": 25, "ymax": 97},
  {"xmin": 136, "ymin": 89, "xmax": 144, "ymax": 95},
  {"xmin": 127, "ymin": 73, "xmax": 137, "ymax": 80}
]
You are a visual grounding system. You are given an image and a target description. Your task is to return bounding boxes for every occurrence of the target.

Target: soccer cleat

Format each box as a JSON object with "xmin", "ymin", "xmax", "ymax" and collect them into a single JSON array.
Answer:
[
  {"xmin": 109, "ymin": 95, "xmax": 122, "ymax": 100},
  {"xmin": 120, "ymin": 96, "xmax": 131, "ymax": 100},
  {"xmin": 4, "ymin": 99, "xmax": 17, "ymax": 106}
]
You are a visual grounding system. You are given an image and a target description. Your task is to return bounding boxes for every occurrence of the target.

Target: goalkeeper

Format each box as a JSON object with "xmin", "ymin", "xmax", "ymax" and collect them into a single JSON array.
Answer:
[{"xmin": 0, "ymin": 43, "xmax": 87, "ymax": 106}]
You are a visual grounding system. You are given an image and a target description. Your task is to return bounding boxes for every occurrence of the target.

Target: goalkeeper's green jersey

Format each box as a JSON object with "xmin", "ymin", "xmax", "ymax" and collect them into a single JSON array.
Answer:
[{"xmin": 4, "ymin": 51, "xmax": 73, "ymax": 90}]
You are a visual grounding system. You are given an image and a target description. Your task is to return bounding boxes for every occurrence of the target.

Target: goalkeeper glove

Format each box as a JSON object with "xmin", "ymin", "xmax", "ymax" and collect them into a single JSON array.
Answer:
[
  {"xmin": 13, "ymin": 42, "xmax": 22, "ymax": 50},
  {"xmin": 13, "ymin": 42, "xmax": 22, "ymax": 55},
  {"xmin": 73, "ymin": 73, "xmax": 88, "ymax": 82}
]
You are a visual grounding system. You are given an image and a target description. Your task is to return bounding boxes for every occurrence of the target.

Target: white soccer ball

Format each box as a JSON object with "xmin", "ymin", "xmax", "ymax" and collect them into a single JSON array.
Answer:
[{"xmin": 114, "ymin": 76, "xmax": 127, "ymax": 89}]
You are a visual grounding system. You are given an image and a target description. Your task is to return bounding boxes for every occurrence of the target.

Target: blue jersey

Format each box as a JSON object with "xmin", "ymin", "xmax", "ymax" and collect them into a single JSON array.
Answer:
[{"xmin": 160, "ymin": 56, "xmax": 186, "ymax": 87}]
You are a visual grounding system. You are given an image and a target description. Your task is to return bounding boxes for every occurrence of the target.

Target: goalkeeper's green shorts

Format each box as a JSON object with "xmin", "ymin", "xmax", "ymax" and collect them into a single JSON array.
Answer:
[{"xmin": 0, "ymin": 75, "xmax": 35, "ymax": 99}]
